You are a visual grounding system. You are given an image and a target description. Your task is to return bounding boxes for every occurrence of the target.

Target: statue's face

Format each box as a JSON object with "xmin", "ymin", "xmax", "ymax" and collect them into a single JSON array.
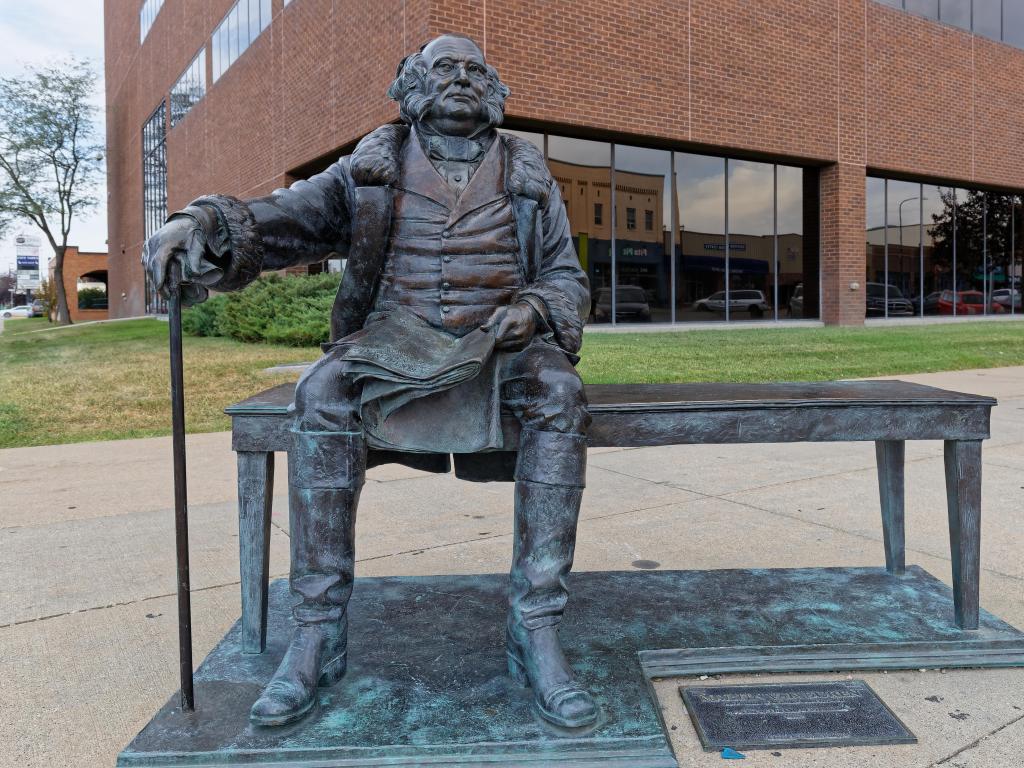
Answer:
[{"xmin": 421, "ymin": 36, "xmax": 489, "ymax": 130}]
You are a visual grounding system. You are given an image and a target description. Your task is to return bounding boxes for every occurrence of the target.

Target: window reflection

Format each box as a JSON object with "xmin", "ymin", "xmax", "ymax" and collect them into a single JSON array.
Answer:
[
  {"xmin": 922, "ymin": 185, "xmax": 953, "ymax": 315},
  {"xmin": 973, "ymin": 0, "xmax": 1003, "ymax": 40},
  {"xmin": 987, "ymin": 194, "xmax": 1015, "ymax": 314},
  {"xmin": 954, "ymin": 188, "xmax": 987, "ymax": 315},
  {"xmin": 777, "ymin": 165, "xmax": 810, "ymax": 319},
  {"xmin": 676, "ymin": 153, "xmax": 726, "ymax": 322},
  {"xmin": 725, "ymin": 160, "xmax": 775, "ymax": 321},
  {"xmin": 613, "ymin": 145, "xmax": 672, "ymax": 323},
  {"xmin": 1013, "ymin": 197, "xmax": 1023, "ymax": 314},
  {"xmin": 905, "ymin": 0, "xmax": 939, "ymax": 19},
  {"xmin": 939, "ymin": 0, "xmax": 972, "ymax": 29},
  {"xmin": 547, "ymin": 136, "xmax": 612, "ymax": 323},
  {"xmin": 1007, "ymin": 1, "xmax": 1024, "ymax": 47},
  {"xmin": 881, "ymin": 179, "xmax": 921, "ymax": 319}
]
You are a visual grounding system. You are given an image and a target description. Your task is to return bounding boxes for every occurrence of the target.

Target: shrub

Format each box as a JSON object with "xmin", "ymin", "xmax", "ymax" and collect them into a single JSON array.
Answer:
[
  {"xmin": 186, "ymin": 272, "xmax": 341, "ymax": 347},
  {"xmin": 181, "ymin": 292, "xmax": 228, "ymax": 337}
]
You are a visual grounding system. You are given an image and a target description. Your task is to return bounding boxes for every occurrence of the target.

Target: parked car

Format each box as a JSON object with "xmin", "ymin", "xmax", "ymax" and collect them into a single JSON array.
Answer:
[
  {"xmin": 937, "ymin": 290, "xmax": 1005, "ymax": 315},
  {"xmin": 1, "ymin": 306, "xmax": 32, "ymax": 319},
  {"xmin": 865, "ymin": 282, "xmax": 913, "ymax": 316},
  {"xmin": 593, "ymin": 285, "xmax": 652, "ymax": 323},
  {"xmin": 694, "ymin": 289, "xmax": 770, "ymax": 318},
  {"xmin": 991, "ymin": 288, "xmax": 1022, "ymax": 311},
  {"xmin": 30, "ymin": 299, "xmax": 48, "ymax": 317}
]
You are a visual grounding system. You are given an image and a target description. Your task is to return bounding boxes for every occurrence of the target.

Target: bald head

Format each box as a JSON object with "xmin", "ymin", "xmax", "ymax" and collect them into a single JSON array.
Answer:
[{"xmin": 388, "ymin": 34, "xmax": 509, "ymax": 135}]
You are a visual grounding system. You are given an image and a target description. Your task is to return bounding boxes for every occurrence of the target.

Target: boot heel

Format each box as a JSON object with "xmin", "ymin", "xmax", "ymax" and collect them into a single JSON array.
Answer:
[
  {"xmin": 318, "ymin": 653, "xmax": 347, "ymax": 688},
  {"xmin": 506, "ymin": 643, "xmax": 530, "ymax": 687}
]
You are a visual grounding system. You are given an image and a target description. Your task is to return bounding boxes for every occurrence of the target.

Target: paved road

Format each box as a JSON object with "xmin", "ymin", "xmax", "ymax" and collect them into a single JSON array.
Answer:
[{"xmin": 2, "ymin": 367, "xmax": 1023, "ymax": 767}]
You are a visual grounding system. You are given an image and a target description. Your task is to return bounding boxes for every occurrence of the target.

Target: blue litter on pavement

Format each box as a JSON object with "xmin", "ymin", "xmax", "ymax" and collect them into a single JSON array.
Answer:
[{"xmin": 721, "ymin": 746, "xmax": 746, "ymax": 759}]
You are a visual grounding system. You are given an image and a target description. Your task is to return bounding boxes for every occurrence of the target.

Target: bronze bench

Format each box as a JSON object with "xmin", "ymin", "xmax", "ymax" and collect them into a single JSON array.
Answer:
[{"xmin": 227, "ymin": 380, "xmax": 995, "ymax": 654}]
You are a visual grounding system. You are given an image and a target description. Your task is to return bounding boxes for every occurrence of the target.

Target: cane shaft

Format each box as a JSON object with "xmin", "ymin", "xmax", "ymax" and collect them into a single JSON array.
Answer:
[{"xmin": 168, "ymin": 264, "xmax": 195, "ymax": 712}]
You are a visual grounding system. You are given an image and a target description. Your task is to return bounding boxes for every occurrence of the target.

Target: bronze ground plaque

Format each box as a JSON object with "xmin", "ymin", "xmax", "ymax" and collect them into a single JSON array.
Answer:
[{"xmin": 680, "ymin": 680, "xmax": 916, "ymax": 751}]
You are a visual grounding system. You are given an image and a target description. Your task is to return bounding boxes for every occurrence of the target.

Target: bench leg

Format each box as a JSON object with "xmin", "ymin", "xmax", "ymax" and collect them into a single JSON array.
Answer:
[
  {"xmin": 944, "ymin": 439, "xmax": 982, "ymax": 630},
  {"xmin": 875, "ymin": 440, "xmax": 906, "ymax": 575},
  {"xmin": 238, "ymin": 450, "xmax": 275, "ymax": 653}
]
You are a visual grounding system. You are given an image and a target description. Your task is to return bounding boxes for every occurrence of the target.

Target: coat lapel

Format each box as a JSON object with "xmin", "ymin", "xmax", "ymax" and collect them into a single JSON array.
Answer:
[{"xmin": 399, "ymin": 131, "xmax": 458, "ymax": 211}]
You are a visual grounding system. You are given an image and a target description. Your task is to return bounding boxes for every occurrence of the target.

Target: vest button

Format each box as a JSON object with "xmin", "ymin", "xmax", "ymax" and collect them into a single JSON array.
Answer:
[
  {"xmin": 442, "ymin": 282, "xmax": 451, "ymax": 290},
  {"xmin": 443, "ymin": 256, "xmax": 452, "ymax": 263},
  {"xmin": 441, "ymin": 306, "xmax": 450, "ymax": 314},
  {"xmin": 442, "ymin": 229, "xmax": 452, "ymax": 238}
]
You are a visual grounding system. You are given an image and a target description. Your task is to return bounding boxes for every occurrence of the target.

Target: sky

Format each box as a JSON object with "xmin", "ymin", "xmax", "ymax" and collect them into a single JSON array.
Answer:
[{"xmin": 0, "ymin": 0, "xmax": 107, "ymax": 274}]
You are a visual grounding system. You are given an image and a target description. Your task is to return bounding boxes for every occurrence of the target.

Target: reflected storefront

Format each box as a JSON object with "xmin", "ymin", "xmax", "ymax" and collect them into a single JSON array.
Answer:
[
  {"xmin": 866, "ymin": 176, "xmax": 1021, "ymax": 317},
  {"xmin": 503, "ymin": 129, "xmax": 820, "ymax": 324}
]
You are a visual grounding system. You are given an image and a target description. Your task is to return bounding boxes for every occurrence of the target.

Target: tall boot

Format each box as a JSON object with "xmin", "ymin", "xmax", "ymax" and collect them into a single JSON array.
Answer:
[
  {"xmin": 506, "ymin": 428, "xmax": 597, "ymax": 729},
  {"xmin": 250, "ymin": 430, "xmax": 365, "ymax": 727}
]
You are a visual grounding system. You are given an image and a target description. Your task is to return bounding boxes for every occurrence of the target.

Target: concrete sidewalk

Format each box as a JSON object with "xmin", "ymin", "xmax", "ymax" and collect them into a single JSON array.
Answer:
[{"xmin": 2, "ymin": 367, "xmax": 1023, "ymax": 767}]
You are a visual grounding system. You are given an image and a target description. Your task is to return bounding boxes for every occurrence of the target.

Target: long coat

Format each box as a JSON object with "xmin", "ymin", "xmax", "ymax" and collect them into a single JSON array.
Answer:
[{"xmin": 172, "ymin": 123, "xmax": 591, "ymax": 481}]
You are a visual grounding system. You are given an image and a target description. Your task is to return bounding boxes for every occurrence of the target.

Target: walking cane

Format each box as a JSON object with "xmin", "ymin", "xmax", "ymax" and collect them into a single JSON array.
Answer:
[{"xmin": 166, "ymin": 260, "xmax": 195, "ymax": 712}]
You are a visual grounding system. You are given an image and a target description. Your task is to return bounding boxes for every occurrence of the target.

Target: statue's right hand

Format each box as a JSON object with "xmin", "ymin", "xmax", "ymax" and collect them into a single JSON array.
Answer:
[{"xmin": 142, "ymin": 216, "xmax": 210, "ymax": 306}]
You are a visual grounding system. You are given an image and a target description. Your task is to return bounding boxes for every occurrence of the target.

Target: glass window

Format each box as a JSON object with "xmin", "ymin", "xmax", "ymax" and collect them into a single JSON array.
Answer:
[
  {"xmin": 904, "ymin": 0, "xmax": 939, "ymax": 19},
  {"xmin": 987, "ymin": 193, "xmax": 1015, "ymax": 314},
  {"xmin": 882, "ymin": 179, "xmax": 922, "ymax": 319},
  {"xmin": 866, "ymin": 177, "xmax": 887, "ymax": 314},
  {"xmin": 1013, "ymin": 197, "xmax": 1023, "ymax": 314},
  {"xmin": 939, "ymin": 0, "xmax": 971, "ymax": 29},
  {"xmin": 170, "ymin": 49, "xmax": 206, "ymax": 127},
  {"xmin": 613, "ymin": 145, "xmax": 672, "ymax": 322},
  {"xmin": 954, "ymin": 188, "xmax": 987, "ymax": 315},
  {"xmin": 876, "ymin": 0, "xmax": 904, "ymax": 7},
  {"xmin": 725, "ymin": 159, "xmax": 775, "ymax": 321},
  {"xmin": 973, "ymin": 0, "xmax": 1003, "ymax": 39},
  {"xmin": 676, "ymin": 153, "xmax": 726, "ymax": 322},
  {"xmin": 262, "ymin": 0, "xmax": 273, "ymax": 23},
  {"xmin": 777, "ymin": 164, "xmax": 811, "ymax": 319},
  {"xmin": 594, "ymin": 203, "xmax": 603, "ymax": 225},
  {"xmin": 249, "ymin": 0, "xmax": 262, "ymax": 43},
  {"xmin": 140, "ymin": 0, "xmax": 165, "ymax": 43},
  {"xmin": 142, "ymin": 102, "xmax": 168, "ymax": 314},
  {"xmin": 547, "ymin": 136, "xmax": 612, "ymax": 322},
  {"xmin": 922, "ymin": 185, "xmax": 954, "ymax": 314},
  {"xmin": 1006, "ymin": 0, "xmax": 1024, "ymax": 47}
]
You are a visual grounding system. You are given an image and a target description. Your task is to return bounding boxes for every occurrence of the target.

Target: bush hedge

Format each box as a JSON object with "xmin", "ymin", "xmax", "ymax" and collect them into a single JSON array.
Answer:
[{"xmin": 181, "ymin": 272, "xmax": 341, "ymax": 347}]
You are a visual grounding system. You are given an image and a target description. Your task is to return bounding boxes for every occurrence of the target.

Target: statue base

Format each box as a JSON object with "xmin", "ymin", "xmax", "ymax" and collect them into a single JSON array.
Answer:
[{"xmin": 119, "ymin": 567, "xmax": 1024, "ymax": 768}]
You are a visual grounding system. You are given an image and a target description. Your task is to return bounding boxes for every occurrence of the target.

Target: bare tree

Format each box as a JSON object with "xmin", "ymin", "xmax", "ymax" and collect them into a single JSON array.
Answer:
[{"xmin": 0, "ymin": 59, "xmax": 102, "ymax": 324}]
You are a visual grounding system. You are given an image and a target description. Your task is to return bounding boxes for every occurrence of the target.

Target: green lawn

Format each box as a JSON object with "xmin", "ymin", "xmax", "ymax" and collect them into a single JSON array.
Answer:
[{"xmin": 1, "ymin": 316, "xmax": 1023, "ymax": 448}]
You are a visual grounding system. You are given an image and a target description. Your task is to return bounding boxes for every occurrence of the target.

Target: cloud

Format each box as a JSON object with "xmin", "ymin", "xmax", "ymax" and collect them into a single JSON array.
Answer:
[{"xmin": 0, "ymin": 0, "xmax": 106, "ymax": 276}]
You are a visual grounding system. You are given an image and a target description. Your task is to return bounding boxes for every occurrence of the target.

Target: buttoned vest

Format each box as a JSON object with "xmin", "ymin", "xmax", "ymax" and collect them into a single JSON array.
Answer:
[{"xmin": 373, "ymin": 133, "xmax": 522, "ymax": 336}]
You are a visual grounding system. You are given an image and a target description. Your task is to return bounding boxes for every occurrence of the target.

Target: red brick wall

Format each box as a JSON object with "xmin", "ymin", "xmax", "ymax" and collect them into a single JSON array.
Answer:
[
  {"xmin": 105, "ymin": 0, "xmax": 1024, "ymax": 324},
  {"xmin": 51, "ymin": 247, "xmax": 109, "ymax": 323}
]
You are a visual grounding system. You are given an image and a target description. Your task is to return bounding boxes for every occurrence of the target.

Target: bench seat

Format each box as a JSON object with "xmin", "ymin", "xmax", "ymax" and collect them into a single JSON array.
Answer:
[{"xmin": 227, "ymin": 380, "xmax": 994, "ymax": 653}]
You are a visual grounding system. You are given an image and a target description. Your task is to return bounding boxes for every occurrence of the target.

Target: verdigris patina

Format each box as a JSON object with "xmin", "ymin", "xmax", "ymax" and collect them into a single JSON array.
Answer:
[{"xmin": 144, "ymin": 34, "xmax": 596, "ymax": 730}]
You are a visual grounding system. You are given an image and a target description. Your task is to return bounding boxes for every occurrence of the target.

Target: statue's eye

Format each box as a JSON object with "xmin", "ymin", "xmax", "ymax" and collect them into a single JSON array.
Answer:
[
  {"xmin": 435, "ymin": 61, "xmax": 454, "ymax": 73},
  {"xmin": 467, "ymin": 64, "xmax": 485, "ymax": 77}
]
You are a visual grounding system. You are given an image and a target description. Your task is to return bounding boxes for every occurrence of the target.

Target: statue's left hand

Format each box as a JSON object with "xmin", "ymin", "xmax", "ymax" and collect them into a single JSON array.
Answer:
[{"xmin": 481, "ymin": 302, "xmax": 538, "ymax": 350}]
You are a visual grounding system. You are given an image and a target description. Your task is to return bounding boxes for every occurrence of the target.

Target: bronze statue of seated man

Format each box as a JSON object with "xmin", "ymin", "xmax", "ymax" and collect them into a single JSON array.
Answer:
[{"xmin": 144, "ymin": 34, "xmax": 596, "ymax": 730}]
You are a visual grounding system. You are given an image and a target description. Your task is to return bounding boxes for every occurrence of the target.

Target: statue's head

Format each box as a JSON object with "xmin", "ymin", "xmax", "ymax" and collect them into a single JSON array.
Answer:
[{"xmin": 388, "ymin": 34, "xmax": 509, "ymax": 136}]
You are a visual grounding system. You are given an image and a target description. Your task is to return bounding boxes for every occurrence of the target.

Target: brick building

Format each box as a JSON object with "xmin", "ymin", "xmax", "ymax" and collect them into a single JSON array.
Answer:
[
  {"xmin": 47, "ymin": 247, "xmax": 109, "ymax": 323},
  {"xmin": 104, "ymin": 0, "xmax": 1024, "ymax": 323}
]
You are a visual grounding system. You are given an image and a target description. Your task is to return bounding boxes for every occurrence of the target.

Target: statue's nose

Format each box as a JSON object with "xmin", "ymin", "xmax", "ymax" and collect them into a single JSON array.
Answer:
[{"xmin": 453, "ymin": 63, "xmax": 471, "ymax": 83}]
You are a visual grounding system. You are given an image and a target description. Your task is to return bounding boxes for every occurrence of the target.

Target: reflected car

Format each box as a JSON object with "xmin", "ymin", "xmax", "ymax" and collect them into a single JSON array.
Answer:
[
  {"xmin": 937, "ymin": 290, "xmax": 1005, "ymax": 315},
  {"xmin": 788, "ymin": 284, "xmax": 803, "ymax": 318},
  {"xmin": 911, "ymin": 291, "xmax": 943, "ymax": 315},
  {"xmin": 991, "ymin": 288, "xmax": 1022, "ymax": 311},
  {"xmin": 1, "ymin": 306, "xmax": 32, "ymax": 319},
  {"xmin": 694, "ymin": 290, "xmax": 770, "ymax": 318},
  {"xmin": 865, "ymin": 282, "xmax": 913, "ymax": 317},
  {"xmin": 593, "ymin": 285, "xmax": 652, "ymax": 323}
]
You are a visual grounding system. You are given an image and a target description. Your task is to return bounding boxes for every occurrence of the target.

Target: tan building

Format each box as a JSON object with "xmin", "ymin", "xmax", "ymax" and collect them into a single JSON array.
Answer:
[{"xmin": 48, "ymin": 247, "xmax": 109, "ymax": 323}]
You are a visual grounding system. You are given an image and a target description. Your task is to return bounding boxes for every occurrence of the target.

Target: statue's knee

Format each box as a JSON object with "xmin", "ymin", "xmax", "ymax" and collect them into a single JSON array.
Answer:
[
  {"xmin": 293, "ymin": 361, "xmax": 359, "ymax": 432},
  {"xmin": 524, "ymin": 368, "xmax": 590, "ymax": 434}
]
